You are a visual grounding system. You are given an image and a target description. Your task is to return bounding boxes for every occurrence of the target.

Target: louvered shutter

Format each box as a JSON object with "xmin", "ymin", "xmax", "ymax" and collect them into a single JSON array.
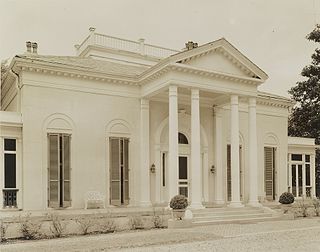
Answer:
[
  {"xmin": 48, "ymin": 134, "xmax": 59, "ymax": 208},
  {"xmin": 63, "ymin": 135, "xmax": 71, "ymax": 207},
  {"xmin": 264, "ymin": 147, "xmax": 274, "ymax": 200},
  {"xmin": 123, "ymin": 139, "xmax": 129, "ymax": 205},
  {"xmin": 110, "ymin": 138, "xmax": 121, "ymax": 206}
]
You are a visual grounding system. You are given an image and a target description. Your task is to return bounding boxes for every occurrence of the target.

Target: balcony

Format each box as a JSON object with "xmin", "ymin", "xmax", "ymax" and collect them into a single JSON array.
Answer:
[
  {"xmin": 76, "ymin": 32, "xmax": 180, "ymax": 59},
  {"xmin": 3, "ymin": 189, "xmax": 18, "ymax": 208}
]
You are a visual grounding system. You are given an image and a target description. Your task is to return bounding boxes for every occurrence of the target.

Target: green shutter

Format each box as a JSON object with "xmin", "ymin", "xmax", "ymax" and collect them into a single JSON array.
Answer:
[
  {"xmin": 123, "ymin": 139, "xmax": 129, "ymax": 205},
  {"xmin": 110, "ymin": 138, "xmax": 121, "ymax": 206},
  {"xmin": 48, "ymin": 134, "xmax": 59, "ymax": 208},
  {"xmin": 63, "ymin": 135, "xmax": 71, "ymax": 207},
  {"xmin": 264, "ymin": 147, "xmax": 274, "ymax": 200}
]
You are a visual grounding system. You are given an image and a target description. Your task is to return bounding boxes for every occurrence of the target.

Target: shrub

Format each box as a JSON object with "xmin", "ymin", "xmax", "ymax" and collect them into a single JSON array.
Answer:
[
  {"xmin": 152, "ymin": 208, "xmax": 165, "ymax": 229},
  {"xmin": 47, "ymin": 213, "xmax": 66, "ymax": 238},
  {"xmin": 0, "ymin": 221, "xmax": 9, "ymax": 242},
  {"xmin": 75, "ymin": 218, "xmax": 95, "ymax": 235},
  {"xmin": 296, "ymin": 199, "xmax": 309, "ymax": 217},
  {"xmin": 19, "ymin": 214, "xmax": 43, "ymax": 240},
  {"xmin": 129, "ymin": 215, "xmax": 144, "ymax": 230},
  {"xmin": 279, "ymin": 192, "xmax": 295, "ymax": 204},
  {"xmin": 169, "ymin": 195, "xmax": 188, "ymax": 210},
  {"xmin": 99, "ymin": 218, "xmax": 116, "ymax": 233},
  {"xmin": 312, "ymin": 197, "xmax": 320, "ymax": 216}
]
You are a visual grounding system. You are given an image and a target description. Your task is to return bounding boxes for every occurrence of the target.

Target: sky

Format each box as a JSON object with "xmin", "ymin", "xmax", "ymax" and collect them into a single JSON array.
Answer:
[{"xmin": 1, "ymin": 0, "xmax": 320, "ymax": 97}]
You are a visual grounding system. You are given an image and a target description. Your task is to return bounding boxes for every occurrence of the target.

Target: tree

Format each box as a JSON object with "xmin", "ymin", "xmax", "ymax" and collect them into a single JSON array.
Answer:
[{"xmin": 288, "ymin": 25, "xmax": 320, "ymax": 196}]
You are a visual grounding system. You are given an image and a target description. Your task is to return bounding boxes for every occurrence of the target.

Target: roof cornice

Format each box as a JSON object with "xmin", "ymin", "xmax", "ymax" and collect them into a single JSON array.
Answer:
[{"xmin": 13, "ymin": 59, "xmax": 139, "ymax": 86}]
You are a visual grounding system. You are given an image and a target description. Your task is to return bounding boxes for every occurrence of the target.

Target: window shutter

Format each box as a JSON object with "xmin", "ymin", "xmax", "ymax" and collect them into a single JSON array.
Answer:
[
  {"xmin": 110, "ymin": 138, "xmax": 121, "ymax": 206},
  {"xmin": 63, "ymin": 135, "xmax": 71, "ymax": 207},
  {"xmin": 264, "ymin": 147, "xmax": 274, "ymax": 200},
  {"xmin": 48, "ymin": 134, "xmax": 59, "ymax": 208},
  {"xmin": 123, "ymin": 139, "xmax": 129, "ymax": 205}
]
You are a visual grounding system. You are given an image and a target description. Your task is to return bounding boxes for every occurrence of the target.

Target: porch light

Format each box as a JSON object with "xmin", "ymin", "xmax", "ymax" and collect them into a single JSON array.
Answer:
[
  {"xmin": 150, "ymin": 163, "xmax": 156, "ymax": 173},
  {"xmin": 210, "ymin": 165, "xmax": 215, "ymax": 174}
]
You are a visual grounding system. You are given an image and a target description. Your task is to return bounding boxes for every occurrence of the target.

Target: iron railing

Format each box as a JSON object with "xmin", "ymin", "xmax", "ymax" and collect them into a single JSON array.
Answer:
[{"xmin": 3, "ymin": 189, "xmax": 18, "ymax": 208}]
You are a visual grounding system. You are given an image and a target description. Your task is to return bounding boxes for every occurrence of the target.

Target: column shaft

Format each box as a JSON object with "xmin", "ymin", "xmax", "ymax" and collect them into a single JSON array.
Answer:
[
  {"xmin": 140, "ymin": 99, "xmax": 151, "ymax": 206},
  {"xmin": 214, "ymin": 108, "xmax": 225, "ymax": 204},
  {"xmin": 190, "ymin": 89, "xmax": 203, "ymax": 208},
  {"xmin": 229, "ymin": 95, "xmax": 243, "ymax": 207},
  {"xmin": 248, "ymin": 97, "xmax": 261, "ymax": 207},
  {"xmin": 168, "ymin": 86, "xmax": 178, "ymax": 200}
]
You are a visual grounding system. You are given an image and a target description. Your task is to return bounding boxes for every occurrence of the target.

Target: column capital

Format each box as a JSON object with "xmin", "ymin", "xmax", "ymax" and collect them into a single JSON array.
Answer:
[
  {"xmin": 248, "ymin": 97, "xmax": 257, "ymax": 107},
  {"xmin": 140, "ymin": 98, "xmax": 149, "ymax": 109},
  {"xmin": 213, "ymin": 106, "xmax": 223, "ymax": 117},
  {"xmin": 230, "ymin": 94, "xmax": 238, "ymax": 105},
  {"xmin": 169, "ymin": 85, "xmax": 178, "ymax": 96},
  {"xmin": 191, "ymin": 88, "xmax": 199, "ymax": 99}
]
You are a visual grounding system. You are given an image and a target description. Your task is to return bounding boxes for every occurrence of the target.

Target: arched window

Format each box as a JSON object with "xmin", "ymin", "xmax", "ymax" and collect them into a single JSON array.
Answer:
[{"xmin": 178, "ymin": 133, "xmax": 188, "ymax": 144}]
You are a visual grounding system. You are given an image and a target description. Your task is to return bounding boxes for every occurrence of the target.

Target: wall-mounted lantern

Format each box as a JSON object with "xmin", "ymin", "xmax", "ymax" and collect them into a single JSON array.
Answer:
[
  {"xmin": 150, "ymin": 163, "xmax": 156, "ymax": 173},
  {"xmin": 210, "ymin": 165, "xmax": 215, "ymax": 174}
]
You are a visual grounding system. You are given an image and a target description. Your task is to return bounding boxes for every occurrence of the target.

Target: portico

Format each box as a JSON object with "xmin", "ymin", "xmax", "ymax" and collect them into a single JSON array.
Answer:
[{"xmin": 138, "ymin": 39, "xmax": 270, "ymax": 208}]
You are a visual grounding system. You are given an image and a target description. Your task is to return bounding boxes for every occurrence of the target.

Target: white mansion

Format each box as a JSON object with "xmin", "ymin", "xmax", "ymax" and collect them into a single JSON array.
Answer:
[{"xmin": 0, "ymin": 28, "xmax": 317, "ymax": 211}]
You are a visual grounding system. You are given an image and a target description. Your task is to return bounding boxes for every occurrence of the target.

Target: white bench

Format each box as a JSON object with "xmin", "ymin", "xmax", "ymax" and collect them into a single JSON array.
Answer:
[{"xmin": 84, "ymin": 191, "xmax": 106, "ymax": 209}]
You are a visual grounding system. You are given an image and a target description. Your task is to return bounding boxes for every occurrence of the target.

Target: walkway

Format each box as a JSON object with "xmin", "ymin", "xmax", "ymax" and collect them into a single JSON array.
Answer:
[{"xmin": 1, "ymin": 219, "xmax": 320, "ymax": 251}]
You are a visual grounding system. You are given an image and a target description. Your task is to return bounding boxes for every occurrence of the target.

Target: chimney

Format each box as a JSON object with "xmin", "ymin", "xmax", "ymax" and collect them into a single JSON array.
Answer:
[
  {"xmin": 185, "ymin": 41, "xmax": 198, "ymax": 50},
  {"xmin": 31, "ymin": 42, "xmax": 38, "ymax": 54},
  {"xmin": 26, "ymin": 41, "xmax": 32, "ymax": 53}
]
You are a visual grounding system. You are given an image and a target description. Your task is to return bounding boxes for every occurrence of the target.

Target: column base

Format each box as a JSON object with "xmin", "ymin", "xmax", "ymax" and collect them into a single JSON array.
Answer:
[
  {"xmin": 213, "ymin": 199, "xmax": 226, "ymax": 205},
  {"xmin": 247, "ymin": 201, "xmax": 262, "ymax": 208},
  {"xmin": 139, "ymin": 201, "xmax": 152, "ymax": 207},
  {"xmin": 189, "ymin": 202, "xmax": 205, "ymax": 209},
  {"xmin": 228, "ymin": 201, "xmax": 244, "ymax": 208}
]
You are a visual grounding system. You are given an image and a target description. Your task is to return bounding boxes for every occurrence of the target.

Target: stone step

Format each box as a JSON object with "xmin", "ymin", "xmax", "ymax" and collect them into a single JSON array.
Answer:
[
  {"xmin": 192, "ymin": 216, "xmax": 282, "ymax": 226},
  {"xmin": 193, "ymin": 209, "xmax": 265, "ymax": 217},
  {"xmin": 193, "ymin": 212, "xmax": 273, "ymax": 221}
]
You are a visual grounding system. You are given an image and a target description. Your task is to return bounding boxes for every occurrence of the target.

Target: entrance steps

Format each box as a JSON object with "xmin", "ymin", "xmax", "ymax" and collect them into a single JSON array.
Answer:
[{"xmin": 191, "ymin": 206, "xmax": 282, "ymax": 226}]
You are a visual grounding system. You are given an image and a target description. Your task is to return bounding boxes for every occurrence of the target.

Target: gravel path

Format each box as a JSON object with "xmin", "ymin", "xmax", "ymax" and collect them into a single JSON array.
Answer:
[{"xmin": 1, "ymin": 219, "xmax": 320, "ymax": 251}]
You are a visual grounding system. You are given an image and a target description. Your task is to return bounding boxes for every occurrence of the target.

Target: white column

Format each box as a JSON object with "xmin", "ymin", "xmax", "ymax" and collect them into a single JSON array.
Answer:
[
  {"xmin": 154, "ymin": 144, "xmax": 161, "ymax": 204},
  {"xmin": 214, "ymin": 107, "xmax": 225, "ymax": 204},
  {"xmin": 140, "ymin": 99, "xmax": 151, "ymax": 206},
  {"xmin": 190, "ymin": 89, "xmax": 204, "ymax": 208},
  {"xmin": 168, "ymin": 86, "xmax": 178, "ymax": 200},
  {"xmin": 229, "ymin": 95, "xmax": 243, "ymax": 207},
  {"xmin": 247, "ymin": 97, "xmax": 261, "ymax": 207}
]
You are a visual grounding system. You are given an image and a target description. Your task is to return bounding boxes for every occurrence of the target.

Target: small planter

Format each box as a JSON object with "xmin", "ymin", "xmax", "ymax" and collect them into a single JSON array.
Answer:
[{"xmin": 172, "ymin": 209, "xmax": 186, "ymax": 220}]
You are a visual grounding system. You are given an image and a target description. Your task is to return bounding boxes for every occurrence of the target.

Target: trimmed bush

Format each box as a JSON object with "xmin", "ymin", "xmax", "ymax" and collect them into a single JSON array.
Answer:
[
  {"xmin": 169, "ymin": 195, "xmax": 188, "ymax": 210},
  {"xmin": 279, "ymin": 192, "xmax": 295, "ymax": 204}
]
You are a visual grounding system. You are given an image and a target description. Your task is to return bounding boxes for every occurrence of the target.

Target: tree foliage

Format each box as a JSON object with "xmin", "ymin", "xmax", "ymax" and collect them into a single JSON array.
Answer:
[
  {"xmin": 288, "ymin": 25, "xmax": 320, "ymax": 145},
  {"xmin": 289, "ymin": 25, "xmax": 320, "ymax": 196}
]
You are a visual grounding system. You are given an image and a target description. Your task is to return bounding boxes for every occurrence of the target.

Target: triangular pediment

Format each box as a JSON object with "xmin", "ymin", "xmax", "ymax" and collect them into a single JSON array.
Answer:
[
  {"xmin": 172, "ymin": 38, "xmax": 268, "ymax": 81},
  {"xmin": 178, "ymin": 47, "xmax": 255, "ymax": 78}
]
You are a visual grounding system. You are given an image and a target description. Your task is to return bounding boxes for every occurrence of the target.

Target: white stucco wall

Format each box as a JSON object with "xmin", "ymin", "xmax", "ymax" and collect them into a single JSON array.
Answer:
[{"xmin": 20, "ymin": 72, "xmax": 142, "ymax": 210}]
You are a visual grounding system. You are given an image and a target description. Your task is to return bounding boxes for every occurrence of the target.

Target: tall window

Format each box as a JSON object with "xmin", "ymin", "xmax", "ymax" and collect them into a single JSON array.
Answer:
[
  {"xmin": 110, "ymin": 137, "xmax": 129, "ymax": 206},
  {"xmin": 48, "ymin": 134, "xmax": 71, "ymax": 208},
  {"xmin": 3, "ymin": 139, "xmax": 18, "ymax": 207},
  {"xmin": 289, "ymin": 153, "xmax": 312, "ymax": 198}
]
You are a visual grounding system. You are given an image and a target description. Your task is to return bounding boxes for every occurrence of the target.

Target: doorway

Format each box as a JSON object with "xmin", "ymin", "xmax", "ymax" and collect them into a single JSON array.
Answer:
[{"xmin": 178, "ymin": 156, "xmax": 189, "ymax": 198}]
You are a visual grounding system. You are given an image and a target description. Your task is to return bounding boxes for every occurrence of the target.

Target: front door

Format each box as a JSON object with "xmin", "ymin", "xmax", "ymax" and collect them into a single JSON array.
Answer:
[
  {"xmin": 178, "ymin": 156, "xmax": 188, "ymax": 198},
  {"xmin": 109, "ymin": 137, "xmax": 129, "ymax": 206}
]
